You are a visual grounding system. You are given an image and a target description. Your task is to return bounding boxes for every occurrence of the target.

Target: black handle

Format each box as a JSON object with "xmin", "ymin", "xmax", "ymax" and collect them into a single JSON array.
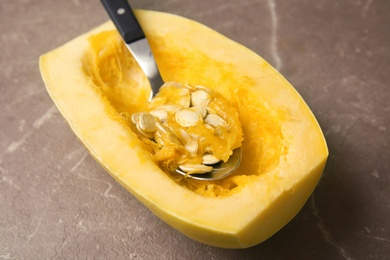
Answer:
[{"xmin": 100, "ymin": 0, "xmax": 144, "ymax": 43}]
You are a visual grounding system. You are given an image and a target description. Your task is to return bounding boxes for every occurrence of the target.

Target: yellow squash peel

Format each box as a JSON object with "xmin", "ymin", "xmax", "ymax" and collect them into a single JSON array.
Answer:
[{"xmin": 40, "ymin": 10, "xmax": 328, "ymax": 248}]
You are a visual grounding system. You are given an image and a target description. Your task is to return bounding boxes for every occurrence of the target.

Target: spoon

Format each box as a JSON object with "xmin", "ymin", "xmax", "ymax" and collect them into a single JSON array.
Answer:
[
  {"xmin": 101, "ymin": 0, "xmax": 242, "ymax": 180},
  {"xmin": 101, "ymin": 0, "xmax": 163, "ymax": 101}
]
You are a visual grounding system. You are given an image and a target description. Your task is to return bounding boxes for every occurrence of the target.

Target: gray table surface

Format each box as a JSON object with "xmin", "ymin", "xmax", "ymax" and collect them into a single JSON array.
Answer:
[{"xmin": 1, "ymin": 0, "xmax": 389, "ymax": 259}]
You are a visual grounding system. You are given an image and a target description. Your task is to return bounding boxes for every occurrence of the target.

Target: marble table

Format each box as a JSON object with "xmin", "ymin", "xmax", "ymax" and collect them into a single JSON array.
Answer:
[{"xmin": 1, "ymin": 0, "xmax": 389, "ymax": 259}]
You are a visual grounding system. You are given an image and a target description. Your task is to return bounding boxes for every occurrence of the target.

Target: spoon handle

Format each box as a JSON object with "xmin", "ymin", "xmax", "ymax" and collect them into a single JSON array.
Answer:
[{"xmin": 100, "ymin": 0, "xmax": 145, "ymax": 43}]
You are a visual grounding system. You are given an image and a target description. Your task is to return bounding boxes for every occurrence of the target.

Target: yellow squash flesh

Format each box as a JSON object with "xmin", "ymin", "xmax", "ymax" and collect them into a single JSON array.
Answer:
[{"xmin": 40, "ymin": 10, "xmax": 328, "ymax": 248}]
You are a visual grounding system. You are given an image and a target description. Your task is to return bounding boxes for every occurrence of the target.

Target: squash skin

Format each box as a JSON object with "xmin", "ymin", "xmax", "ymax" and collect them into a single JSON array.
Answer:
[{"xmin": 40, "ymin": 10, "xmax": 328, "ymax": 248}]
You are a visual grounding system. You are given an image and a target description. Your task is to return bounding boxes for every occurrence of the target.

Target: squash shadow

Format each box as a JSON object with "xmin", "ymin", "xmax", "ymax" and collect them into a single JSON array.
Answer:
[{"xmin": 201, "ymin": 120, "xmax": 365, "ymax": 259}]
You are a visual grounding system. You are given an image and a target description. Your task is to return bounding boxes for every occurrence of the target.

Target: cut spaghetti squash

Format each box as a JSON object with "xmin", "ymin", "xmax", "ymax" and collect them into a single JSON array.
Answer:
[{"xmin": 40, "ymin": 10, "xmax": 328, "ymax": 248}]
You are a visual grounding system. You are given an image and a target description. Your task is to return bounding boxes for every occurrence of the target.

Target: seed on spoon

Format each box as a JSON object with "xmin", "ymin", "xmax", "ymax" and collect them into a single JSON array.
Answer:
[
  {"xmin": 131, "ymin": 112, "xmax": 142, "ymax": 124},
  {"xmin": 155, "ymin": 122, "xmax": 181, "ymax": 144},
  {"xmin": 185, "ymin": 140, "xmax": 198, "ymax": 154},
  {"xmin": 191, "ymin": 90, "xmax": 210, "ymax": 107},
  {"xmin": 175, "ymin": 109, "xmax": 202, "ymax": 127},
  {"xmin": 202, "ymin": 154, "xmax": 221, "ymax": 165},
  {"xmin": 138, "ymin": 113, "xmax": 157, "ymax": 132},
  {"xmin": 155, "ymin": 121, "xmax": 169, "ymax": 135},
  {"xmin": 176, "ymin": 88, "xmax": 191, "ymax": 108},
  {"xmin": 190, "ymin": 106, "xmax": 207, "ymax": 118},
  {"xmin": 204, "ymin": 124, "xmax": 215, "ymax": 132},
  {"xmin": 178, "ymin": 129, "xmax": 191, "ymax": 144},
  {"xmin": 136, "ymin": 123, "xmax": 155, "ymax": 139},
  {"xmin": 205, "ymin": 114, "xmax": 226, "ymax": 128},
  {"xmin": 150, "ymin": 109, "xmax": 168, "ymax": 123},
  {"xmin": 178, "ymin": 164, "xmax": 213, "ymax": 174}
]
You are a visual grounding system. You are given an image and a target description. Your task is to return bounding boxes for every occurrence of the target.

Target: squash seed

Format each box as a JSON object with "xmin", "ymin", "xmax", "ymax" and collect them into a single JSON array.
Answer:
[
  {"xmin": 206, "ymin": 107, "xmax": 217, "ymax": 115},
  {"xmin": 178, "ymin": 128, "xmax": 191, "ymax": 144},
  {"xmin": 138, "ymin": 113, "xmax": 157, "ymax": 132},
  {"xmin": 131, "ymin": 112, "xmax": 142, "ymax": 124},
  {"xmin": 202, "ymin": 154, "xmax": 221, "ymax": 165},
  {"xmin": 155, "ymin": 121, "xmax": 168, "ymax": 135},
  {"xmin": 136, "ymin": 124, "xmax": 155, "ymax": 139},
  {"xmin": 205, "ymin": 114, "xmax": 226, "ymax": 127},
  {"xmin": 191, "ymin": 90, "xmax": 210, "ymax": 107},
  {"xmin": 175, "ymin": 109, "xmax": 202, "ymax": 127},
  {"xmin": 190, "ymin": 106, "xmax": 207, "ymax": 118},
  {"xmin": 176, "ymin": 88, "xmax": 191, "ymax": 108},
  {"xmin": 185, "ymin": 140, "xmax": 198, "ymax": 154},
  {"xmin": 150, "ymin": 109, "xmax": 168, "ymax": 123},
  {"xmin": 155, "ymin": 122, "xmax": 181, "ymax": 144},
  {"xmin": 179, "ymin": 164, "xmax": 213, "ymax": 174},
  {"xmin": 205, "ymin": 124, "xmax": 215, "ymax": 132}
]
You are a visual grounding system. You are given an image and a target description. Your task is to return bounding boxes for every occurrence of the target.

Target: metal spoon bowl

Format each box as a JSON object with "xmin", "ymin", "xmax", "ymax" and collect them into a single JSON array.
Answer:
[
  {"xmin": 101, "ymin": 0, "xmax": 242, "ymax": 180},
  {"xmin": 175, "ymin": 148, "xmax": 242, "ymax": 180}
]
